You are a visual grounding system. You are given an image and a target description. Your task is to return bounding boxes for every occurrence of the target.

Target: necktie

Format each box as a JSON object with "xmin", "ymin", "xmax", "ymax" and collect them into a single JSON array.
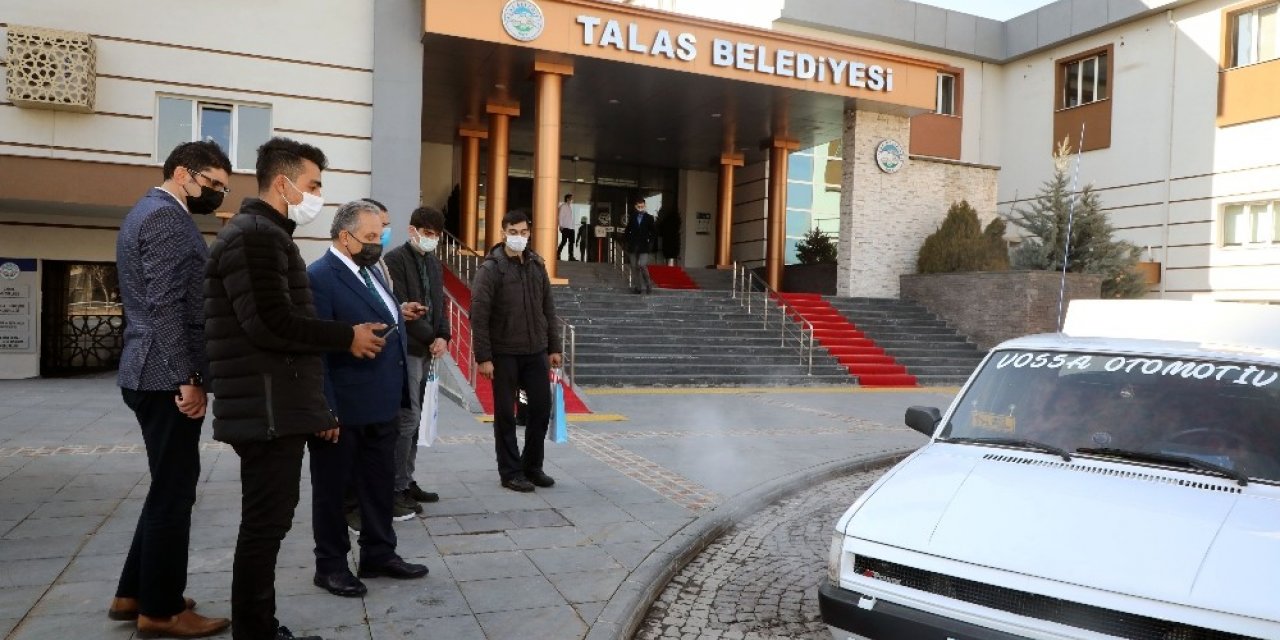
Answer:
[
  {"xmin": 359, "ymin": 267, "xmax": 393, "ymax": 321},
  {"xmin": 417, "ymin": 257, "xmax": 432, "ymax": 316}
]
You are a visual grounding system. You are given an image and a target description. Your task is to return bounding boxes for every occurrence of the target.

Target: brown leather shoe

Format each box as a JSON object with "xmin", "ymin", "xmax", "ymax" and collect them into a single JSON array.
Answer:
[
  {"xmin": 136, "ymin": 609, "xmax": 229, "ymax": 638},
  {"xmin": 108, "ymin": 596, "xmax": 197, "ymax": 621}
]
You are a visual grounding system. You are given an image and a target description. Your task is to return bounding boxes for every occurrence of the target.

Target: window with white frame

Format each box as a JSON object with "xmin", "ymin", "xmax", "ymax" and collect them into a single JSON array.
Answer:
[
  {"xmin": 1233, "ymin": 2, "xmax": 1279, "ymax": 67},
  {"xmin": 936, "ymin": 73, "xmax": 957, "ymax": 116},
  {"xmin": 1222, "ymin": 200, "xmax": 1280, "ymax": 246},
  {"xmin": 1061, "ymin": 52, "xmax": 1108, "ymax": 108},
  {"xmin": 156, "ymin": 96, "xmax": 272, "ymax": 171}
]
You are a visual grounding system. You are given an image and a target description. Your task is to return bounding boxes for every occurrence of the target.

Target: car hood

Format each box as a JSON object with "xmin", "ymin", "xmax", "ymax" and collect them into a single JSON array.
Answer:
[{"xmin": 845, "ymin": 444, "xmax": 1280, "ymax": 621}]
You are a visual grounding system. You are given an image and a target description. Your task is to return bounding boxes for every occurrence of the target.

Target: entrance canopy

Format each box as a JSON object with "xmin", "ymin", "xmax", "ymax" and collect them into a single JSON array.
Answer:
[{"xmin": 422, "ymin": 0, "xmax": 945, "ymax": 168}]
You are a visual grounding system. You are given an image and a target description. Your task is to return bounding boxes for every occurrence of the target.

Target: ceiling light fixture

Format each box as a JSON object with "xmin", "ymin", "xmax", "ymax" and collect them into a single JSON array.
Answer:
[
  {"xmin": 608, "ymin": 99, "xmax": 620, "ymax": 104},
  {"xmin": 711, "ymin": 113, "xmax": 721, "ymax": 118},
  {"xmin": 657, "ymin": 137, "xmax": 667, "ymax": 142}
]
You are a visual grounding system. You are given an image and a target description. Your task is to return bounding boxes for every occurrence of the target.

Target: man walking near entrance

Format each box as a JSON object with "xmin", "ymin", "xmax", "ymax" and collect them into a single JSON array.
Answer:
[
  {"xmin": 384, "ymin": 206, "xmax": 450, "ymax": 516},
  {"xmin": 557, "ymin": 194, "xmax": 577, "ymax": 261},
  {"xmin": 624, "ymin": 197, "xmax": 657, "ymax": 294},
  {"xmin": 306, "ymin": 200, "xmax": 430, "ymax": 599},
  {"xmin": 205, "ymin": 137, "xmax": 387, "ymax": 640},
  {"xmin": 113, "ymin": 141, "xmax": 233, "ymax": 638},
  {"xmin": 470, "ymin": 211, "xmax": 564, "ymax": 492}
]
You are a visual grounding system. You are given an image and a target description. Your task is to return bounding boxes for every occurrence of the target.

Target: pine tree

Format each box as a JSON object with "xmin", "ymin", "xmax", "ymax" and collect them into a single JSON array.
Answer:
[
  {"xmin": 795, "ymin": 228, "xmax": 837, "ymax": 265},
  {"xmin": 917, "ymin": 200, "xmax": 1009, "ymax": 273},
  {"xmin": 1006, "ymin": 140, "xmax": 1147, "ymax": 299}
]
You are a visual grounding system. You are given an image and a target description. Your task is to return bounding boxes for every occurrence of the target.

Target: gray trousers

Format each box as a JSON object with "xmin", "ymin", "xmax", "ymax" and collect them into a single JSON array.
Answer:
[
  {"xmin": 394, "ymin": 354, "xmax": 429, "ymax": 492},
  {"xmin": 628, "ymin": 251, "xmax": 653, "ymax": 292}
]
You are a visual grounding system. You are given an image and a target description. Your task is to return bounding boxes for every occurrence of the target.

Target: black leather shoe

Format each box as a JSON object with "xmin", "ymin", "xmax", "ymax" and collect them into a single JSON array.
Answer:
[
  {"xmin": 526, "ymin": 470, "xmax": 555, "ymax": 488},
  {"xmin": 358, "ymin": 557, "xmax": 429, "ymax": 580},
  {"xmin": 277, "ymin": 626, "xmax": 323, "ymax": 640},
  {"xmin": 313, "ymin": 571, "xmax": 367, "ymax": 597},
  {"xmin": 501, "ymin": 477, "xmax": 535, "ymax": 492},
  {"xmin": 407, "ymin": 482, "xmax": 439, "ymax": 503}
]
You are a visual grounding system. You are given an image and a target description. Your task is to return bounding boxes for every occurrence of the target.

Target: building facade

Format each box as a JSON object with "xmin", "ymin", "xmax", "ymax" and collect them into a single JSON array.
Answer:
[{"xmin": 1, "ymin": 0, "xmax": 1276, "ymax": 378}]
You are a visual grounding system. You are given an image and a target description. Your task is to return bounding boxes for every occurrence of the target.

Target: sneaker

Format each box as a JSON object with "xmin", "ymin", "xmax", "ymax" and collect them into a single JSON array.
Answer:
[
  {"xmin": 345, "ymin": 509, "xmax": 361, "ymax": 534},
  {"xmin": 407, "ymin": 482, "xmax": 439, "ymax": 503},
  {"xmin": 392, "ymin": 492, "xmax": 421, "ymax": 521}
]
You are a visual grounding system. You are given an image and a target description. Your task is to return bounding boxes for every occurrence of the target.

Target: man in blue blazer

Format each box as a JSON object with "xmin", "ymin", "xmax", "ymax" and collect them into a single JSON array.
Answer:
[
  {"xmin": 113, "ymin": 141, "xmax": 232, "ymax": 637},
  {"xmin": 306, "ymin": 200, "xmax": 429, "ymax": 598}
]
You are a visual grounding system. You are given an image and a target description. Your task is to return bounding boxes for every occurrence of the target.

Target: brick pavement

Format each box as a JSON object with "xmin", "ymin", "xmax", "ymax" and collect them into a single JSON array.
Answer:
[{"xmin": 0, "ymin": 375, "xmax": 949, "ymax": 639}]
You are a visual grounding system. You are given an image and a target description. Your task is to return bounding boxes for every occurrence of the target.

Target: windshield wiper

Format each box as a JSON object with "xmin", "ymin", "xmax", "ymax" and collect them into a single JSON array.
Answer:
[
  {"xmin": 941, "ymin": 437, "xmax": 1072, "ymax": 462},
  {"xmin": 1076, "ymin": 447, "xmax": 1249, "ymax": 487}
]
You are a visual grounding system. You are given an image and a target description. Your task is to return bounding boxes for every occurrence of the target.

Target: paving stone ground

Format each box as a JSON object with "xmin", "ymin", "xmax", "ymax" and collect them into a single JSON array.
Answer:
[
  {"xmin": 0, "ymin": 374, "xmax": 952, "ymax": 640},
  {"xmin": 635, "ymin": 470, "xmax": 882, "ymax": 640}
]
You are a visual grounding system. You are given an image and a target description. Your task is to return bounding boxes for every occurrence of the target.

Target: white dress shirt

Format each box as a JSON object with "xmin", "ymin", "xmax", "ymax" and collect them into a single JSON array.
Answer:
[{"xmin": 329, "ymin": 246, "xmax": 398, "ymax": 321}]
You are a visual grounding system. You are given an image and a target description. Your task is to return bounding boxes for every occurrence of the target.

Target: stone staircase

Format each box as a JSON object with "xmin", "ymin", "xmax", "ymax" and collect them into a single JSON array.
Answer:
[
  {"xmin": 683, "ymin": 266, "xmax": 735, "ymax": 291},
  {"xmin": 554, "ymin": 287, "xmax": 854, "ymax": 387},
  {"xmin": 824, "ymin": 297, "xmax": 987, "ymax": 386}
]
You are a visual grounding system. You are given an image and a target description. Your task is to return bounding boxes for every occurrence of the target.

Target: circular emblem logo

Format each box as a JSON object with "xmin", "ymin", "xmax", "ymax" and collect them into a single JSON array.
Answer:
[
  {"xmin": 875, "ymin": 139, "xmax": 906, "ymax": 174},
  {"xmin": 0, "ymin": 262, "xmax": 19, "ymax": 280},
  {"xmin": 502, "ymin": 0, "xmax": 545, "ymax": 42}
]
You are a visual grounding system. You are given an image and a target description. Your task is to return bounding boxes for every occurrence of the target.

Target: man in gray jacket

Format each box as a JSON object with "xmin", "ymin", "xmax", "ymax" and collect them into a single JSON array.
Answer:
[{"xmin": 470, "ymin": 211, "xmax": 563, "ymax": 492}]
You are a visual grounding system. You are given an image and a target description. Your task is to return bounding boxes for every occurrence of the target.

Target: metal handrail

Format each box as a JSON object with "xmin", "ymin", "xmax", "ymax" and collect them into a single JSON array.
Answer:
[
  {"xmin": 729, "ymin": 263, "xmax": 815, "ymax": 374},
  {"xmin": 438, "ymin": 231, "xmax": 578, "ymax": 390},
  {"xmin": 610, "ymin": 237, "xmax": 632, "ymax": 289}
]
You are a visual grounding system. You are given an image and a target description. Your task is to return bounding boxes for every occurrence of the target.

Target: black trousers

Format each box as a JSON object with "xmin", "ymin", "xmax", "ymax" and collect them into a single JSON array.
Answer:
[
  {"xmin": 558, "ymin": 227, "xmax": 576, "ymax": 259},
  {"xmin": 116, "ymin": 388, "xmax": 202, "ymax": 617},
  {"xmin": 492, "ymin": 353, "xmax": 551, "ymax": 481},
  {"xmin": 230, "ymin": 434, "xmax": 306, "ymax": 640},
  {"xmin": 308, "ymin": 419, "xmax": 397, "ymax": 575}
]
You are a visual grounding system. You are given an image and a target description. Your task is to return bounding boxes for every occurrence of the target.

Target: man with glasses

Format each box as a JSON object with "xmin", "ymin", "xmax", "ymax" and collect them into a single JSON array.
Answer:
[
  {"xmin": 624, "ymin": 196, "xmax": 657, "ymax": 294},
  {"xmin": 112, "ymin": 141, "xmax": 233, "ymax": 638},
  {"xmin": 383, "ymin": 206, "xmax": 451, "ymax": 516},
  {"xmin": 470, "ymin": 211, "xmax": 563, "ymax": 493}
]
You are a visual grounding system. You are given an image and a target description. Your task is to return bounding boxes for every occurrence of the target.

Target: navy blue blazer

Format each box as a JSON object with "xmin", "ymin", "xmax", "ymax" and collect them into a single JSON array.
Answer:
[
  {"xmin": 307, "ymin": 249, "xmax": 409, "ymax": 427},
  {"xmin": 116, "ymin": 188, "xmax": 209, "ymax": 391}
]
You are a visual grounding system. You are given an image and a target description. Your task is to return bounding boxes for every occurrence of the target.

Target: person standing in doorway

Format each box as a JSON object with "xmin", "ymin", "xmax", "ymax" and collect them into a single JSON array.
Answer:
[
  {"xmin": 306, "ymin": 200, "xmax": 430, "ymax": 599},
  {"xmin": 112, "ymin": 140, "xmax": 233, "ymax": 638},
  {"xmin": 557, "ymin": 194, "xmax": 577, "ymax": 261},
  {"xmin": 470, "ymin": 211, "xmax": 563, "ymax": 492},
  {"xmin": 624, "ymin": 197, "xmax": 657, "ymax": 294},
  {"xmin": 205, "ymin": 137, "xmax": 388, "ymax": 640},
  {"xmin": 577, "ymin": 215, "xmax": 589, "ymax": 262},
  {"xmin": 383, "ymin": 206, "xmax": 450, "ymax": 517}
]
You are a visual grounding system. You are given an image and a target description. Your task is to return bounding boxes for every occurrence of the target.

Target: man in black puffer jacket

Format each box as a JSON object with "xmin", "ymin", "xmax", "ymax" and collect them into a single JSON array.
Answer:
[
  {"xmin": 204, "ymin": 137, "xmax": 387, "ymax": 640},
  {"xmin": 470, "ymin": 210, "xmax": 563, "ymax": 493}
]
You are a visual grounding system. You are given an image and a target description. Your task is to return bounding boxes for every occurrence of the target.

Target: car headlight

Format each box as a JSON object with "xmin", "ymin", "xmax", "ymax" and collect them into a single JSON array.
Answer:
[{"xmin": 828, "ymin": 532, "xmax": 844, "ymax": 584}]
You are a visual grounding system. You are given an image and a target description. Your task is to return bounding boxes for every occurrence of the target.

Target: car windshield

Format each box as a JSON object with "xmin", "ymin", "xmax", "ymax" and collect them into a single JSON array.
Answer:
[{"xmin": 941, "ymin": 349, "xmax": 1280, "ymax": 484}]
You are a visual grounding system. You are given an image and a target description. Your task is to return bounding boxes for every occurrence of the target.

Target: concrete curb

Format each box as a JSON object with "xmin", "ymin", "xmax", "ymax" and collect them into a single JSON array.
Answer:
[{"xmin": 584, "ymin": 447, "xmax": 914, "ymax": 640}]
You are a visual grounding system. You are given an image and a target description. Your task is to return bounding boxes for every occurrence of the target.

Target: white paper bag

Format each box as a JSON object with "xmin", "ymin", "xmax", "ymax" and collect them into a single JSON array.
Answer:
[{"xmin": 417, "ymin": 360, "xmax": 439, "ymax": 447}]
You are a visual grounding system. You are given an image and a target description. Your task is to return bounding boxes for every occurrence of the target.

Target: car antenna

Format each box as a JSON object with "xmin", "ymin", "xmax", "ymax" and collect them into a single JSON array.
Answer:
[{"xmin": 1056, "ymin": 122, "xmax": 1086, "ymax": 332}]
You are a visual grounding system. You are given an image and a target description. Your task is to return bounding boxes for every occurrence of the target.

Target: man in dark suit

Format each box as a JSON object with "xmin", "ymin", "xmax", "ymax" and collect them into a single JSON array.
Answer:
[
  {"xmin": 113, "ymin": 141, "xmax": 233, "ymax": 639},
  {"xmin": 383, "ymin": 206, "xmax": 450, "ymax": 516},
  {"xmin": 306, "ymin": 200, "xmax": 430, "ymax": 598},
  {"xmin": 624, "ymin": 196, "xmax": 658, "ymax": 294}
]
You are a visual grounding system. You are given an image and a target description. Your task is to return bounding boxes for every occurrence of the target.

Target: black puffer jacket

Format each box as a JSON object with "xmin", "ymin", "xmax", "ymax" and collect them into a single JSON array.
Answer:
[
  {"xmin": 470, "ymin": 244, "xmax": 562, "ymax": 363},
  {"xmin": 204, "ymin": 198, "xmax": 354, "ymax": 444}
]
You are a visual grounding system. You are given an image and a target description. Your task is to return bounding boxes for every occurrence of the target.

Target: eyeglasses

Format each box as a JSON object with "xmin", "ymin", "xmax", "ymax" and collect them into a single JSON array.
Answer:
[{"xmin": 191, "ymin": 170, "xmax": 230, "ymax": 194}]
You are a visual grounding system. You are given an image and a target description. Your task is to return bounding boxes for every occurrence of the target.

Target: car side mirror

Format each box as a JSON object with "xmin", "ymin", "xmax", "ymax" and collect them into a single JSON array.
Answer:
[{"xmin": 905, "ymin": 406, "xmax": 942, "ymax": 437}]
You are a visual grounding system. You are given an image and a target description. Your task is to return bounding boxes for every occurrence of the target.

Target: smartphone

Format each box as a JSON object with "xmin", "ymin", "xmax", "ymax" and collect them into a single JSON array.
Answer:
[{"xmin": 377, "ymin": 325, "xmax": 399, "ymax": 338}]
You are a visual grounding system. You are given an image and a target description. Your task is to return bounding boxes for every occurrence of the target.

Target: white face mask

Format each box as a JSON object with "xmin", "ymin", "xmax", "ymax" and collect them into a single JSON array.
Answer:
[
  {"xmin": 505, "ymin": 234, "xmax": 529, "ymax": 252},
  {"xmin": 283, "ymin": 178, "xmax": 324, "ymax": 226},
  {"xmin": 415, "ymin": 235, "xmax": 439, "ymax": 253}
]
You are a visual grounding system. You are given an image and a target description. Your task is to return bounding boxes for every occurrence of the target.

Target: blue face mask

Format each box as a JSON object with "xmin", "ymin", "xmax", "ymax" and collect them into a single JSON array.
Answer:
[{"xmin": 380, "ymin": 228, "xmax": 392, "ymax": 249}]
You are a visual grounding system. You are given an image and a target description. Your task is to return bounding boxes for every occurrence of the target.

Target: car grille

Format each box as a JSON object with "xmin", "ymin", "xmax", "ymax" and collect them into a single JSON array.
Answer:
[{"xmin": 853, "ymin": 556, "xmax": 1260, "ymax": 640}]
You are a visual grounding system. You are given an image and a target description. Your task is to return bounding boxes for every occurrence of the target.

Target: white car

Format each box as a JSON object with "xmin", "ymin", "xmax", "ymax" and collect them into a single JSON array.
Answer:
[{"xmin": 820, "ymin": 300, "xmax": 1280, "ymax": 640}]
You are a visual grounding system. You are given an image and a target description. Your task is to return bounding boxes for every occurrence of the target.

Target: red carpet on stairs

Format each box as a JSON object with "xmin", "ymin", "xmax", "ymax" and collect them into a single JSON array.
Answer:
[
  {"xmin": 443, "ymin": 268, "xmax": 590, "ymax": 414},
  {"xmin": 775, "ymin": 292, "xmax": 917, "ymax": 387},
  {"xmin": 646, "ymin": 265, "xmax": 699, "ymax": 290}
]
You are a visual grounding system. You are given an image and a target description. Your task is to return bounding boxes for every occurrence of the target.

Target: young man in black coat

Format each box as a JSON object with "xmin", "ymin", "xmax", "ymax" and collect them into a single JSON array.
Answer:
[
  {"xmin": 383, "ymin": 206, "xmax": 451, "ymax": 514},
  {"xmin": 470, "ymin": 211, "xmax": 563, "ymax": 493},
  {"xmin": 204, "ymin": 137, "xmax": 389, "ymax": 640},
  {"xmin": 624, "ymin": 197, "xmax": 658, "ymax": 294}
]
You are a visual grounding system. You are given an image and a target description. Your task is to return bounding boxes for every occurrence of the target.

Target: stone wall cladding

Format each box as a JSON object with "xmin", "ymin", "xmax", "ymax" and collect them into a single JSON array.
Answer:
[
  {"xmin": 837, "ymin": 108, "xmax": 999, "ymax": 298},
  {"xmin": 900, "ymin": 271, "xmax": 1104, "ymax": 350}
]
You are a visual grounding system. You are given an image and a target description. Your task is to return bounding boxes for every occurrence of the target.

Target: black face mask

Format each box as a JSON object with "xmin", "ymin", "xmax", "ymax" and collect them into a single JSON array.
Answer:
[
  {"xmin": 185, "ymin": 184, "xmax": 225, "ymax": 215},
  {"xmin": 347, "ymin": 236, "xmax": 383, "ymax": 268}
]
